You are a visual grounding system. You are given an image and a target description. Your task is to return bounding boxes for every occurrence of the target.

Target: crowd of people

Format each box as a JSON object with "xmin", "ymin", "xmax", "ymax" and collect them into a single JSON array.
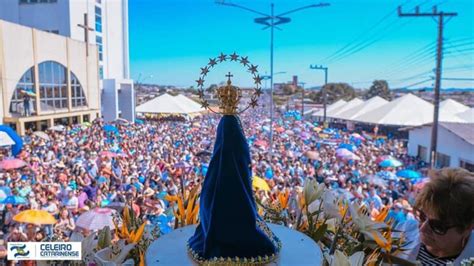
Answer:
[{"xmin": 0, "ymin": 105, "xmax": 465, "ymax": 263}]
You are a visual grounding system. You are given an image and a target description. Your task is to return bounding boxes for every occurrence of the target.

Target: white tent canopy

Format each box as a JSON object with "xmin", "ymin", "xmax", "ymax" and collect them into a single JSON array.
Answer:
[
  {"xmin": 136, "ymin": 93, "xmax": 205, "ymax": 115},
  {"xmin": 335, "ymin": 96, "xmax": 389, "ymax": 120},
  {"xmin": 457, "ymin": 108, "xmax": 474, "ymax": 123},
  {"xmin": 352, "ymin": 93, "xmax": 465, "ymax": 126},
  {"xmin": 328, "ymin": 98, "xmax": 365, "ymax": 118},
  {"xmin": 440, "ymin": 99, "xmax": 469, "ymax": 115},
  {"xmin": 312, "ymin": 99, "xmax": 347, "ymax": 117}
]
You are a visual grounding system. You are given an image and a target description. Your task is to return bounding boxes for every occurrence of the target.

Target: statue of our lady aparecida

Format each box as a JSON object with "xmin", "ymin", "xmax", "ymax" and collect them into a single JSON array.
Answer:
[{"xmin": 145, "ymin": 54, "xmax": 322, "ymax": 265}]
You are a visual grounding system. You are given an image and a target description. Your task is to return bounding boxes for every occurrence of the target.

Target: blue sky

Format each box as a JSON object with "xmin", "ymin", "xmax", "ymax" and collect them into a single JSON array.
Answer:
[{"xmin": 129, "ymin": 0, "xmax": 474, "ymax": 89}]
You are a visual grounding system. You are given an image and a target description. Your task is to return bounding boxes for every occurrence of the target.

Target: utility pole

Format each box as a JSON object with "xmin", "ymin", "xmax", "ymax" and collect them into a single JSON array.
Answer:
[
  {"xmin": 398, "ymin": 6, "xmax": 457, "ymax": 168},
  {"xmin": 310, "ymin": 65, "xmax": 328, "ymax": 123},
  {"xmin": 299, "ymin": 82, "xmax": 306, "ymax": 116}
]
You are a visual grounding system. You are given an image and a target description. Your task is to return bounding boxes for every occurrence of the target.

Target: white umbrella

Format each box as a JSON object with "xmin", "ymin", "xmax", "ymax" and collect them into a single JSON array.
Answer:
[
  {"xmin": 49, "ymin": 125, "xmax": 65, "ymax": 132},
  {"xmin": 76, "ymin": 208, "xmax": 117, "ymax": 231},
  {"xmin": 33, "ymin": 131, "xmax": 50, "ymax": 141},
  {"xmin": 0, "ymin": 132, "xmax": 15, "ymax": 147}
]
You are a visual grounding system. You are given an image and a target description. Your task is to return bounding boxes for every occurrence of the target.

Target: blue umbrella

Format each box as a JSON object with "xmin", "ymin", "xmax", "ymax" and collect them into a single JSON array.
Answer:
[
  {"xmin": 379, "ymin": 158, "xmax": 403, "ymax": 168},
  {"xmin": 1, "ymin": 195, "xmax": 27, "ymax": 205},
  {"xmin": 396, "ymin": 169, "xmax": 421, "ymax": 179},
  {"xmin": 339, "ymin": 143, "xmax": 357, "ymax": 152},
  {"xmin": 103, "ymin": 125, "xmax": 118, "ymax": 133},
  {"xmin": 377, "ymin": 171, "xmax": 398, "ymax": 181},
  {"xmin": 135, "ymin": 119, "xmax": 144, "ymax": 125}
]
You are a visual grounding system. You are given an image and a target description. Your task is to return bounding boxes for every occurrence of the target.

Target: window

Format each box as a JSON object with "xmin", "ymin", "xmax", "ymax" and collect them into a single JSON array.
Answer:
[
  {"xmin": 37, "ymin": 61, "xmax": 68, "ymax": 111},
  {"xmin": 417, "ymin": 145, "xmax": 428, "ymax": 162},
  {"xmin": 95, "ymin": 6, "xmax": 102, "ymax": 33},
  {"xmin": 10, "ymin": 68, "xmax": 36, "ymax": 116},
  {"xmin": 460, "ymin": 160, "xmax": 474, "ymax": 172},
  {"xmin": 96, "ymin": 36, "xmax": 103, "ymax": 62},
  {"xmin": 71, "ymin": 73, "xmax": 88, "ymax": 108},
  {"xmin": 99, "ymin": 65, "xmax": 104, "ymax": 79},
  {"xmin": 436, "ymin": 152, "xmax": 451, "ymax": 168}
]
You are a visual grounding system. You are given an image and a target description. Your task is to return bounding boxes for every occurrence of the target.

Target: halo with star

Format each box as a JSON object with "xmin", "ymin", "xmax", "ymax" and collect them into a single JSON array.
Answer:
[{"xmin": 195, "ymin": 52, "xmax": 263, "ymax": 115}]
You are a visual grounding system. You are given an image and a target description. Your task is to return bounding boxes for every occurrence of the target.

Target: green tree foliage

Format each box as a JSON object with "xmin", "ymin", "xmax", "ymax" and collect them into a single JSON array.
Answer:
[
  {"xmin": 365, "ymin": 80, "xmax": 392, "ymax": 100},
  {"xmin": 309, "ymin": 83, "xmax": 356, "ymax": 104}
]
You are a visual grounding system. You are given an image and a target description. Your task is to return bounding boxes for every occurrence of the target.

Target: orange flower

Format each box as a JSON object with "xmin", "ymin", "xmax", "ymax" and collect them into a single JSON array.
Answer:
[
  {"xmin": 373, "ymin": 206, "xmax": 389, "ymax": 222},
  {"xmin": 277, "ymin": 190, "xmax": 290, "ymax": 209}
]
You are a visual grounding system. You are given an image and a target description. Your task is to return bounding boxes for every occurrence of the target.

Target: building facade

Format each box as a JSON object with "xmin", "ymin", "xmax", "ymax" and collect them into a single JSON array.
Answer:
[
  {"xmin": 0, "ymin": 19, "xmax": 101, "ymax": 135},
  {"xmin": 407, "ymin": 122, "xmax": 474, "ymax": 170},
  {"xmin": 0, "ymin": 0, "xmax": 134, "ymax": 122}
]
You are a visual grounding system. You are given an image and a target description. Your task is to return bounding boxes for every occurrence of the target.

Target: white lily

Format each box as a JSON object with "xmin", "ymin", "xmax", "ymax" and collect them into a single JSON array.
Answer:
[
  {"xmin": 325, "ymin": 250, "xmax": 365, "ymax": 266},
  {"xmin": 321, "ymin": 190, "xmax": 343, "ymax": 221},
  {"xmin": 304, "ymin": 179, "xmax": 325, "ymax": 206},
  {"xmin": 348, "ymin": 201, "xmax": 389, "ymax": 248},
  {"xmin": 94, "ymin": 239, "xmax": 135, "ymax": 266}
]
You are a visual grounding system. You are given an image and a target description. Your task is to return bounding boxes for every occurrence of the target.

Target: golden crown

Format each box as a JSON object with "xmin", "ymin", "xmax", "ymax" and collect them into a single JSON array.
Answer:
[{"xmin": 196, "ymin": 52, "xmax": 263, "ymax": 115}]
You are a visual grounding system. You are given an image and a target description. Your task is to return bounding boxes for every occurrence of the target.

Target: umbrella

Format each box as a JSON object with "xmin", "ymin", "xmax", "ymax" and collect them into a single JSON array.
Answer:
[
  {"xmin": 252, "ymin": 176, "xmax": 270, "ymax": 191},
  {"xmin": 377, "ymin": 171, "xmax": 398, "ymax": 181},
  {"xmin": 13, "ymin": 209, "xmax": 56, "ymax": 225},
  {"xmin": 33, "ymin": 131, "xmax": 50, "ymax": 141},
  {"xmin": 338, "ymin": 143, "xmax": 357, "ymax": 152},
  {"xmin": 49, "ymin": 125, "xmax": 65, "ymax": 131},
  {"xmin": 1, "ymin": 195, "xmax": 27, "ymax": 205},
  {"xmin": 300, "ymin": 132, "xmax": 310, "ymax": 139},
  {"xmin": 304, "ymin": 151, "xmax": 320, "ymax": 160},
  {"xmin": 20, "ymin": 88, "xmax": 36, "ymax": 97},
  {"xmin": 116, "ymin": 118, "xmax": 129, "ymax": 125},
  {"xmin": 313, "ymin": 127, "xmax": 322, "ymax": 132},
  {"xmin": 0, "ymin": 131, "xmax": 15, "ymax": 147},
  {"xmin": 375, "ymin": 155, "xmax": 392, "ymax": 164},
  {"xmin": 379, "ymin": 158, "xmax": 403, "ymax": 168},
  {"xmin": 103, "ymin": 125, "xmax": 118, "ymax": 133},
  {"xmin": 336, "ymin": 148, "xmax": 360, "ymax": 161},
  {"xmin": 135, "ymin": 119, "xmax": 144, "ymax": 125},
  {"xmin": 396, "ymin": 169, "xmax": 421, "ymax": 179},
  {"xmin": 0, "ymin": 158, "xmax": 27, "ymax": 170},
  {"xmin": 351, "ymin": 133, "xmax": 365, "ymax": 141},
  {"xmin": 285, "ymin": 130, "xmax": 295, "ymax": 136},
  {"xmin": 365, "ymin": 175, "xmax": 388, "ymax": 188},
  {"xmin": 76, "ymin": 208, "xmax": 117, "ymax": 231}
]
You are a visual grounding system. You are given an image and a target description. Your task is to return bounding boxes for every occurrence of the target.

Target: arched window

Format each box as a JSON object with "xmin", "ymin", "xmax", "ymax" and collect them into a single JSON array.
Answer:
[
  {"xmin": 9, "ymin": 67, "xmax": 36, "ymax": 115},
  {"xmin": 38, "ymin": 61, "xmax": 68, "ymax": 111},
  {"xmin": 10, "ymin": 61, "xmax": 88, "ymax": 116},
  {"xmin": 71, "ymin": 73, "xmax": 87, "ymax": 107}
]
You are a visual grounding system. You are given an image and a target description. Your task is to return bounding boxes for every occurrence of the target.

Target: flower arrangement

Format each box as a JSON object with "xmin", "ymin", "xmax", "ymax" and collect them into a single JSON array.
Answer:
[
  {"xmin": 258, "ymin": 180, "xmax": 414, "ymax": 266},
  {"xmin": 164, "ymin": 186, "xmax": 200, "ymax": 228}
]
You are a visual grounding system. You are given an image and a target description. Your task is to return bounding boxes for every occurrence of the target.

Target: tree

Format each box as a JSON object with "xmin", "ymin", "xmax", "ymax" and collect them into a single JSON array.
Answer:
[
  {"xmin": 309, "ymin": 83, "xmax": 356, "ymax": 104},
  {"xmin": 365, "ymin": 80, "xmax": 392, "ymax": 100}
]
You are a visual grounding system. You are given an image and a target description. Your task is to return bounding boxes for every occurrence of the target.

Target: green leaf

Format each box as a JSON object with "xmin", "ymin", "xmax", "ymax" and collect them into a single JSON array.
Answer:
[{"xmin": 312, "ymin": 223, "xmax": 328, "ymax": 241}]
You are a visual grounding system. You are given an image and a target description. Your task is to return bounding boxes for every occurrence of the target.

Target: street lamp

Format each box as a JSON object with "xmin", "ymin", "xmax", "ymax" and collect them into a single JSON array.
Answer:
[
  {"xmin": 298, "ymin": 82, "xmax": 306, "ymax": 116},
  {"xmin": 310, "ymin": 65, "xmax": 328, "ymax": 123},
  {"xmin": 217, "ymin": 1, "xmax": 329, "ymax": 157}
]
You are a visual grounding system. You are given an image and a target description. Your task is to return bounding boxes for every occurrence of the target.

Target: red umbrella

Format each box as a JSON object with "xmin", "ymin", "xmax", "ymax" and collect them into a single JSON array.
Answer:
[
  {"xmin": 0, "ymin": 159, "xmax": 27, "ymax": 170},
  {"xmin": 254, "ymin": 140, "xmax": 268, "ymax": 147},
  {"xmin": 275, "ymin": 127, "xmax": 285, "ymax": 133}
]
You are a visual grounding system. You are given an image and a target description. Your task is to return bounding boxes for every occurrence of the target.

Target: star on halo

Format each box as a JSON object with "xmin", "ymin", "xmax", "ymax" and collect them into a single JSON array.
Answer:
[
  {"xmin": 200, "ymin": 66, "xmax": 209, "ymax": 76},
  {"xmin": 253, "ymin": 75, "xmax": 262, "ymax": 85},
  {"xmin": 208, "ymin": 58, "xmax": 217, "ymax": 67},
  {"xmin": 218, "ymin": 53, "xmax": 227, "ymax": 62},
  {"xmin": 248, "ymin": 64, "xmax": 258, "ymax": 74},
  {"xmin": 240, "ymin": 56, "xmax": 249, "ymax": 66},
  {"xmin": 196, "ymin": 78, "xmax": 205, "ymax": 87},
  {"xmin": 230, "ymin": 52, "xmax": 239, "ymax": 61}
]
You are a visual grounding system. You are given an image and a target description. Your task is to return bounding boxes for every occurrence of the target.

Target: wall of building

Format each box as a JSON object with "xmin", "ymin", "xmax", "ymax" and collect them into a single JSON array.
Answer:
[
  {"xmin": 102, "ymin": 0, "xmax": 128, "ymax": 80},
  {"xmin": 102, "ymin": 79, "xmax": 118, "ymax": 122},
  {"xmin": 118, "ymin": 80, "xmax": 134, "ymax": 122},
  {"xmin": 0, "ymin": 0, "xmax": 71, "ymax": 36},
  {"xmin": 0, "ymin": 19, "xmax": 100, "ymax": 117},
  {"xmin": 407, "ymin": 125, "xmax": 474, "ymax": 167}
]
